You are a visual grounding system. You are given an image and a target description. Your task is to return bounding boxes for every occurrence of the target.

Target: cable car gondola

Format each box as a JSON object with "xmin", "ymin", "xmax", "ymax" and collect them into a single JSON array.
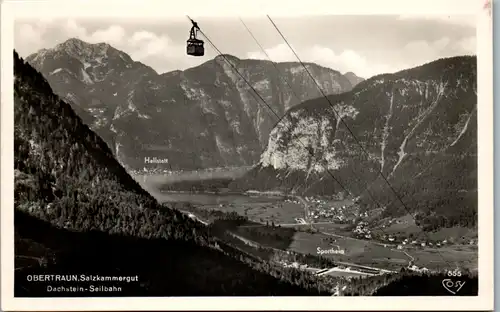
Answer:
[{"xmin": 186, "ymin": 19, "xmax": 204, "ymax": 56}]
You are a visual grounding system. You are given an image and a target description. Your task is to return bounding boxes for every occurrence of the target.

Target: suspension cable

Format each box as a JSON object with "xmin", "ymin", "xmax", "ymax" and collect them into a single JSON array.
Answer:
[
  {"xmin": 266, "ymin": 15, "xmax": 412, "ymax": 219},
  {"xmin": 239, "ymin": 17, "xmax": 386, "ymax": 210},
  {"xmin": 239, "ymin": 18, "xmax": 304, "ymax": 107},
  {"xmin": 186, "ymin": 16, "xmax": 457, "ymax": 271},
  {"xmin": 239, "ymin": 17, "xmax": 302, "ymax": 130},
  {"xmin": 186, "ymin": 15, "xmax": 350, "ymax": 195},
  {"xmin": 191, "ymin": 18, "xmax": 403, "ymax": 251},
  {"xmin": 266, "ymin": 15, "xmax": 457, "ymax": 270},
  {"xmin": 238, "ymin": 17, "xmax": 424, "ymax": 256}
]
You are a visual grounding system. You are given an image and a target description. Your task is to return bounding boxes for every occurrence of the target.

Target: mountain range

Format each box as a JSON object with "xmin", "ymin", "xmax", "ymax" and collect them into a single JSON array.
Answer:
[
  {"xmin": 235, "ymin": 55, "xmax": 477, "ymax": 229},
  {"xmin": 25, "ymin": 38, "xmax": 363, "ymax": 171},
  {"xmin": 12, "ymin": 33, "xmax": 479, "ymax": 296},
  {"xmin": 23, "ymin": 38, "xmax": 477, "ymax": 231}
]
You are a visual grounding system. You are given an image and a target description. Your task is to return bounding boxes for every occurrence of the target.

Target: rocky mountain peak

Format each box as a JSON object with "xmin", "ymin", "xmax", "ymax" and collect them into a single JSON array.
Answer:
[
  {"xmin": 54, "ymin": 38, "xmax": 111, "ymax": 62},
  {"xmin": 213, "ymin": 54, "xmax": 241, "ymax": 66},
  {"xmin": 343, "ymin": 71, "xmax": 365, "ymax": 87},
  {"xmin": 27, "ymin": 38, "xmax": 138, "ymax": 74}
]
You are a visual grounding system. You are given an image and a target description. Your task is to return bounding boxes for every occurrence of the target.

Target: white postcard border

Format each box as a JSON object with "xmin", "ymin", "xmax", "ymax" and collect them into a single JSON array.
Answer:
[{"xmin": 1, "ymin": 0, "xmax": 493, "ymax": 310}]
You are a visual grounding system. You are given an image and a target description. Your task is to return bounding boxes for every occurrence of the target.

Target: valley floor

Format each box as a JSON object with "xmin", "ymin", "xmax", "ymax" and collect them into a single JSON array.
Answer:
[{"xmin": 135, "ymin": 169, "xmax": 478, "ymax": 277}]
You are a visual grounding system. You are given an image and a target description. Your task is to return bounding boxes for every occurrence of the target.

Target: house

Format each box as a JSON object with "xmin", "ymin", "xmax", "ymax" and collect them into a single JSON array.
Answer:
[
  {"xmin": 421, "ymin": 242, "xmax": 426, "ymax": 247},
  {"xmin": 409, "ymin": 265, "xmax": 429, "ymax": 273},
  {"xmin": 397, "ymin": 245, "xmax": 403, "ymax": 250}
]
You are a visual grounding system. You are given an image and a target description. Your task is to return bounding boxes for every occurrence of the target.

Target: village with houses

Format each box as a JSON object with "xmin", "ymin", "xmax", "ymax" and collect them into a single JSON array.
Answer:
[
  {"xmin": 295, "ymin": 196, "xmax": 361, "ymax": 223},
  {"xmin": 293, "ymin": 197, "xmax": 478, "ymax": 249},
  {"xmin": 350, "ymin": 218, "xmax": 477, "ymax": 248},
  {"xmin": 286, "ymin": 196, "xmax": 477, "ymax": 276}
]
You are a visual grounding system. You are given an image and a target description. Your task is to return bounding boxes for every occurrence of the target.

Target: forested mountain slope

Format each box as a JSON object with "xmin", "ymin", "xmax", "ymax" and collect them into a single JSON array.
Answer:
[{"xmin": 234, "ymin": 56, "xmax": 477, "ymax": 230}]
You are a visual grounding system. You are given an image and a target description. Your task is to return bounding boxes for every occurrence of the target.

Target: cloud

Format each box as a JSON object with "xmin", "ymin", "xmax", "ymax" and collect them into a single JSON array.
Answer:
[
  {"xmin": 397, "ymin": 14, "xmax": 477, "ymax": 28},
  {"xmin": 402, "ymin": 38, "xmax": 452, "ymax": 63},
  {"xmin": 456, "ymin": 36, "xmax": 476, "ymax": 54},
  {"xmin": 15, "ymin": 19, "xmax": 190, "ymax": 74},
  {"xmin": 247, "ymin": 31, "xmax": 476, "ymax": 78},
  {"xmin": 17, "ymin": 24, "xmax": 43, "ymax": 47},
  {"xmin": 90, "ymin": 25, "xmax": 126, "ymax": 46},
  {"xmin": 15, "ymin": 22, "xmax": 50, "ymax": 57},
  {"xmin": 402, "ymin": 36, "xmax": 475, "ymax": 67},
  {"xmin": 247, "ymin": 43, "xmax": 296, "ymax": 62},
  {"xmin": 127, "ymin": 31, "xmax": 173, "ymax": 60},
  {"xmin": 64, "ymin": 19, "xmax": 87, "ymax": 39},
  {"xmin": 15, "ymin": 17, "xmax": 477, "ymax": 77},
  {"xmin": 247, "ymin": 44, "xmax": 400, "ymax": 78}
]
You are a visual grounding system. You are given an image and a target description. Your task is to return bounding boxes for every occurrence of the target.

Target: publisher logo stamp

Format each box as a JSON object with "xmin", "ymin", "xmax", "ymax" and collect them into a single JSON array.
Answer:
[{"xmin": 442, "ymin": 269, "xmax": 465, "ymax": 295}]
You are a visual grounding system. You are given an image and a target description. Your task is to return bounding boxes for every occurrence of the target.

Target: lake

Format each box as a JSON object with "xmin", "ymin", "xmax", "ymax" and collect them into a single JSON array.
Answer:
[
  {"xmin": 152, "ymin": 191, "xmax": 283, "ymax": 205},
  {"xmin": 132, "ymin": 170, "xmax": 283, "ymax": 206}
]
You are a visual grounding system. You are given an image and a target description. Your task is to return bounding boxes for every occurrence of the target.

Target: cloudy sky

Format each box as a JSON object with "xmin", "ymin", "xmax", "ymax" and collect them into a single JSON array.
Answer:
[{"xmin": 14, "ymin": 15, "xmax": 476, "ymax": 79}]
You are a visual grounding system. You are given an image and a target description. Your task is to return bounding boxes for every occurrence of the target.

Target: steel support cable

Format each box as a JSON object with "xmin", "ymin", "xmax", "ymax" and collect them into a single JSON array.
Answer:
[
  {"xmin": 239, "ymin": 17, "xmax": 303, "ymax": 130},
  {"xmin": 194, "ymin": 18, "xmax": 402, "ymax": 260},
  {"xmin": 196, "ymin": 16, "xmax": 401, "ymax": 239},
  {"xmin": 266, "ymin": 15, "xmax": 412, "ymax": 216},
  {"xmin": 186, "ymin": 16, "xmax": 350, "ymax": 195},
  {"xmin": 239, "ymin": 17, "xmax": 386, "ymax": 211},
  {"xmin": 241, "ymin": 17, "xmax": 418, "ymax": 253},
  {"xmin": 186, "ymin": 16, "xmax": 457, "ymax": 272},
  {"xmin": 267, "ymin": 15, "xmax": 457, "ymax": 270}
]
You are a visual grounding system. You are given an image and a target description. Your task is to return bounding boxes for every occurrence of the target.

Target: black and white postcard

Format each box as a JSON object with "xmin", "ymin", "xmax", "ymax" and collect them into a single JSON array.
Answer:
[{"xmin": 1, "ymin": 0, "xmax": 494, "ymax": 310}]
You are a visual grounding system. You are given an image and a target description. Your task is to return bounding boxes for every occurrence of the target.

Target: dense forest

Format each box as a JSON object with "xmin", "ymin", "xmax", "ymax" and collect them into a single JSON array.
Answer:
[
  {"xmin": 174, "ymin": 203, "xmax": 338, "ymax": 268},
  {"xmin": 12, "ymin": 50, "xmax": 478, "ymax": 297}
]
